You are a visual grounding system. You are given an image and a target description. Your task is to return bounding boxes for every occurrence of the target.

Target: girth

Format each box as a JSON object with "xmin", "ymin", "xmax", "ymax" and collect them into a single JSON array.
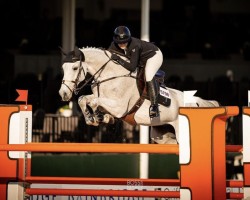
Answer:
[
  {"xmin": 120, "ymin": 68, "xmax": 168, "ymax": 126},
  {"xmin": 121, "ymin": 90, "xmax": 146, "ymax": 126},
  {"xmin": 121, "ymin": 67, "xmax": 146, "ymax": 126}
]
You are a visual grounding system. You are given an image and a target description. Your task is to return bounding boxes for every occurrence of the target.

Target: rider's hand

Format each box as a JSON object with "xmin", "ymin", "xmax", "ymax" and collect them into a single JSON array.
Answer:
[{"xmin": 111, "ymin": 54, "xmax": 120, "ymax": 61}]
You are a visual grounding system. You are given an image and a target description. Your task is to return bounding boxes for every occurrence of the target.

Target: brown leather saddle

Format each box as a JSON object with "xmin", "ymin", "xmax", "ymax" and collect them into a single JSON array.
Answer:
[{"xmin": 121, "ymin": 67, "xmax": 171, "ymax": 126}]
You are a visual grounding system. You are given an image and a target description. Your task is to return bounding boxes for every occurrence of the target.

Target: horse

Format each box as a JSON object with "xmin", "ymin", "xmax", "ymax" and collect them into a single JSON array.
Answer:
[{"xmin": 59, "ymin": 47, "xmax": 220, "ymax": 143}]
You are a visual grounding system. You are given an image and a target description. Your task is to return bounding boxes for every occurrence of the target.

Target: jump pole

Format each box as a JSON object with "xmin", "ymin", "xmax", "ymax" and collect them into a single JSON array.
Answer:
[
  {"xmin": 24, "ymin": 189, "xmax": 244, "ymax": 199},
  {"xmin": 0, "ymin": 143, "xmax": 242, "ymax": 154}
]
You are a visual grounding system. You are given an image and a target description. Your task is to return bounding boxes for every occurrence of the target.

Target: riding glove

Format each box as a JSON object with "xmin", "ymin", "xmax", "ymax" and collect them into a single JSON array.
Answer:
[
  {"xmin": 111, "ymin": 54, "xmax": 126, "ymax": 67},
  {"xmin": 111, "ymin": 54, "xmax": 120, "ymax": 61},
  {"xmin": 111, "ymin": 54, "xmax": 134, "ymax": 72}
]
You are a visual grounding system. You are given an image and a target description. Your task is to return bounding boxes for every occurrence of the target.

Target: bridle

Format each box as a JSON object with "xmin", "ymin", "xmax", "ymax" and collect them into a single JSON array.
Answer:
[
  {"xmin": 62, "ymin": 51, "xmax": 112, "ymax": 96},
  {"xmin": 74, "ymin": 57, "xmax": 112, "ymax": 95},
  {"xmin": 61, "ymin": 54, "xmax": 86, "ymax": 95}
]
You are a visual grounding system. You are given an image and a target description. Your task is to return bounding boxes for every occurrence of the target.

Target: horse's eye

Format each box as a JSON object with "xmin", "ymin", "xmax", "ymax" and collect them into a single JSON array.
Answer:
[{"xmin": 73, "ymin": 66, "xmax": 78, "ymax": 70}]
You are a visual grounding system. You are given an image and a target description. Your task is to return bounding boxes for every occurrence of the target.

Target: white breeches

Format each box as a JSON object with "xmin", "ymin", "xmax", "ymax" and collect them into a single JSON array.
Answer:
[{"xmin": 144, "ymin": 49, "xmax": 163, "ymax": 82}]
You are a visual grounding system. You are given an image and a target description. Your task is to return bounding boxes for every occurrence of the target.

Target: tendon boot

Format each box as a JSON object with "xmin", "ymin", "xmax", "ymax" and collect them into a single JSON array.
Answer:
[{"xmin": 146, "ymin": 78, "xmax": 159, "ymax": 118}]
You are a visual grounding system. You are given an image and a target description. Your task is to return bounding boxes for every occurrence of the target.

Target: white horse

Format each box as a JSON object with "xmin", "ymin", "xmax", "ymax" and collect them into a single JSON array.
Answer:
[{"xmin": 59, "ymin": 47, "xmax": 219, "ymax": 143}]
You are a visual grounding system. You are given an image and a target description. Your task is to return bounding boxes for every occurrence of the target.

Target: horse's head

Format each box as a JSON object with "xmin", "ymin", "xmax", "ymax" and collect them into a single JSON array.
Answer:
[
  {"xmin": 59, "ymin": 46, "xmax": 131, "ymax": 101},
  {"xmin": 59, "ymin": 47, "xmax": 87, "ymax": 101}
]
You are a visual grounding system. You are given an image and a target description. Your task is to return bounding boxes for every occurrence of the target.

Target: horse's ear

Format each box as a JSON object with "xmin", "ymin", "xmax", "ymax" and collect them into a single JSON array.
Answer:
[
  {"xmin": 74, "ymin": 46, "xmax": 79, "ymax": 53},
  {"xmin": 73, "ymin": 46, "xmax": 85, "ymax": 61},
  {"xmin": 59, "ymin": 46, "xmax": 67, "ymax": 56}
]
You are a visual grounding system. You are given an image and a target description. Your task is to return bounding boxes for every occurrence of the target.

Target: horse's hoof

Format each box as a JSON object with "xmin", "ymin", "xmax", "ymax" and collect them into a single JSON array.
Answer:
[
  {"xmin": 85, "ymin": 115, "xmax": 95, "ymax": 124},
  {"xmin": 103, "ymin": 115, "xmax": 115, "ymax": 124},
  {"xmin": 96, "ymin": 115, "xmax": 104, "ymax": 122},
  {"xmin": 94, "ymin": 110, "xmax": 104, "ymax": 122}
]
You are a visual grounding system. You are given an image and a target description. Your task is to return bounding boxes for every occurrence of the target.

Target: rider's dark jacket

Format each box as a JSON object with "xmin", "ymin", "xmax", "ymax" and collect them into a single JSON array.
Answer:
[{"xmin": 108, "ymin": 37, "xmax": 159, "ymax": 72}]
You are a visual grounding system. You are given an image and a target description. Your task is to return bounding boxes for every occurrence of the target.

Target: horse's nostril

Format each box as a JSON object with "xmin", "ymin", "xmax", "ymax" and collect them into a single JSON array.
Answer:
[{"xmin": 63, "ymin": 93, "xmax": 68, "ymax": 99}]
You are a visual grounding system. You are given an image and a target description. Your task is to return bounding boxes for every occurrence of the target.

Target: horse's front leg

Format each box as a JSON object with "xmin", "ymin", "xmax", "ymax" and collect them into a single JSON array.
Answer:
[
  {"xmin": 78, "ymin": 95, "xmax": 100, "ymax": 126},
  {"xmin": 94, "ymin": 107, "xmax": 116, "ymax": 124},
  {"xmin": 89, "ymin": 98, "xmax": 116, "ymax": 124},
  {"xmin": 78, "ymin": 95, "xmax": 115, "ymax": 125}
]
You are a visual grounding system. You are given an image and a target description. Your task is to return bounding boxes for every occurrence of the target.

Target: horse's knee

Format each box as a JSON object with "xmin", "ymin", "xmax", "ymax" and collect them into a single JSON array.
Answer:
[
  {"xmin": 78, "ymin": 96, "xmax": 86, "ymax": 107},
  {"xmin": 89, "ymin": 98, "xmax": 98, "ymax": 108}
]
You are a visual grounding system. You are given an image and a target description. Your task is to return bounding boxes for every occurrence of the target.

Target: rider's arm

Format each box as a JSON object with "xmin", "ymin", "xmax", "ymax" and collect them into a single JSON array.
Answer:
[{"xmin": 113, "ymin": 47, "xmax": 140, "ymax": 72}]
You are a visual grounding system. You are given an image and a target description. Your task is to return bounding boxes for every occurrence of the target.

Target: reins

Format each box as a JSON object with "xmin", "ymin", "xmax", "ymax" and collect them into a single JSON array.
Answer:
[
  {"xmin": 74, "ymin": 55, "xmax": 111, "ymax": 95},
  {"xmin": 74, "ymin": 49, "xmax": 136, "ymax": 96}
]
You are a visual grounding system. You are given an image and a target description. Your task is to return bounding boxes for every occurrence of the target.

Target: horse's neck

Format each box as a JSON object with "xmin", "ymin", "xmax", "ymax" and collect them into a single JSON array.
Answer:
[
  {"xmin": 81, "ymin": 48, "xmax": 141, "ymax": 113},
  {"xmin": 81, "ymin": 48, "xmax": 108, "ymax": 75},
  {"xmin": 82, "ymin": 48, "xmax": 107, "ymax": 63},
  {"xmin": 82, "ymin": 48, "xmax": 130, "ymax": 76}
]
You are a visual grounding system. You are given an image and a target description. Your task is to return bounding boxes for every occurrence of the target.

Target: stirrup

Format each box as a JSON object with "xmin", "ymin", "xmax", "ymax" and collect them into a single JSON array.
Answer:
[{"xmin": 149, "ymin": 104, "xmax": 159, "ymax": 118}]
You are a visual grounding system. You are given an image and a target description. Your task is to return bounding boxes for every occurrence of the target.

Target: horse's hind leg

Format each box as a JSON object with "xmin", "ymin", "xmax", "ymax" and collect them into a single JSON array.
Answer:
[
  {"xmin": 194, "ymin": 97, "xmax": 220, "ymax": 107},
  {"xmin": 150, "ymin": 124, "xmax": 178, "ymax": 144}
]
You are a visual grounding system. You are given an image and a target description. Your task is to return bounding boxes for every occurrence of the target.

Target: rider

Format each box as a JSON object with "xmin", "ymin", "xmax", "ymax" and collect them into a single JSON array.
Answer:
[{"xmin": 109, "ymin": 26, "xmax": 163, "ymax": 118}]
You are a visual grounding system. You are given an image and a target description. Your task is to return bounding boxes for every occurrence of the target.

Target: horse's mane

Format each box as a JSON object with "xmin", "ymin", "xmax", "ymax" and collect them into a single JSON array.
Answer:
[
  {"xmin": 80, "ymin": 47, "xmax": 105, "ymax": 53},
  {"xmin": 80, "ymin": 46, "xmax": 128, "ymax": 61}
]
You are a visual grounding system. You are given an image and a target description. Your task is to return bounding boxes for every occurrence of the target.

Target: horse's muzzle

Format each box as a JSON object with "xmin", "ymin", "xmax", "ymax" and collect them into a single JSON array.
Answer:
[{"xmin": 59, "ymin": 88, "xmax": 71, "ymax": 101}]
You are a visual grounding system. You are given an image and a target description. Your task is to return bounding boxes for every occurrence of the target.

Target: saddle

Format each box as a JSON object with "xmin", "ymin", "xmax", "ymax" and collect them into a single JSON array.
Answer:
[{"xmin": 122, "ymin": 68, "xmax": 171, "ymax": 125}]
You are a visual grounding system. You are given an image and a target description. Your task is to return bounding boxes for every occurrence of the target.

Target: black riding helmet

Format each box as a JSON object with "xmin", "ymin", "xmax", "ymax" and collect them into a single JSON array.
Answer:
[{"xmin": 113, "ymin": 26, "xmax": 131, "ymax": 44}]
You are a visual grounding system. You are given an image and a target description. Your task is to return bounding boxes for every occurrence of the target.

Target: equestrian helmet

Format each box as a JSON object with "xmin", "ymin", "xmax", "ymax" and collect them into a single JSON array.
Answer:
[{"xmin": 113, "ymin": 26, "xmax": 131, "ymax": 44}]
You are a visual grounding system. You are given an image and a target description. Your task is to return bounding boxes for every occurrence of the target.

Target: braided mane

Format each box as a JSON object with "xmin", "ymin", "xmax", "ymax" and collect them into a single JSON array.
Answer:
[{"xmin": 80, "ymin": 47, "xmax": 105, "ymax": 53}]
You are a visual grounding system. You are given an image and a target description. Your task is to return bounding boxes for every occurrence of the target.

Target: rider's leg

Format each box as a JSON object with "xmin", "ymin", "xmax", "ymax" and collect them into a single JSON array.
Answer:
[
  {"xmin": 146, "ymin": 78, "xmax": 159, "ymax": 118},
  {"xmin": 145, "ymin": 49, "xmax": 163, "ymax": 118}
]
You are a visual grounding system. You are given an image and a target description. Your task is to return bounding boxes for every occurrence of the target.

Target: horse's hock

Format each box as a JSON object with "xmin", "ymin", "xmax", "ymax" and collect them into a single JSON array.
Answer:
[{"xmin": 0, "ymin": 104, "xmax": 249, "ymax": 199}]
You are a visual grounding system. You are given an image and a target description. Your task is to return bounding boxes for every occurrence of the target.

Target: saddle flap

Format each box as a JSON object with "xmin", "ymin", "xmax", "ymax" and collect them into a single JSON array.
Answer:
[
  {"xmin": 158, "ymin": 85, "xmax": 171, "ymax": 107},
  {"xmin": 136, "ymin": 68, "xmax": 171, "ymax": 107}
]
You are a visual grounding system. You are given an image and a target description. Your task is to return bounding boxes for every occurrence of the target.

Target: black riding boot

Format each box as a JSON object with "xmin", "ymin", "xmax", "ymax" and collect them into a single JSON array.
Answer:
[{"xmin": 146, "ymin": 78, "xmax": 159, "ymax": 118}]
